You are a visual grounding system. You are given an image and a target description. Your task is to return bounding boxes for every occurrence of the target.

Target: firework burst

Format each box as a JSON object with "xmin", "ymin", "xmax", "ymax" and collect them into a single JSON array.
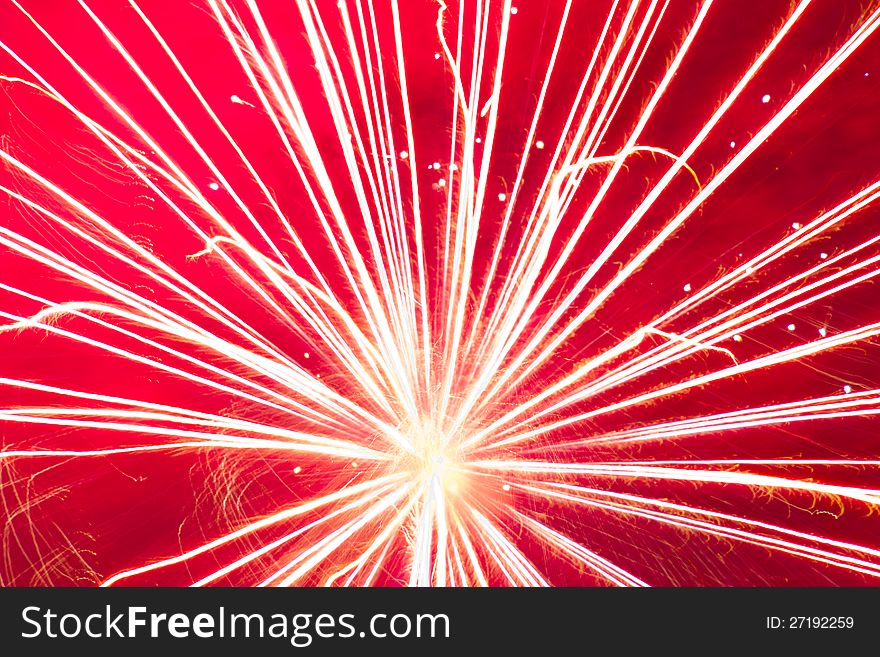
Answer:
[{"xmin": 1, "ymin": 0, "xmax": 880, "ymax": 586}]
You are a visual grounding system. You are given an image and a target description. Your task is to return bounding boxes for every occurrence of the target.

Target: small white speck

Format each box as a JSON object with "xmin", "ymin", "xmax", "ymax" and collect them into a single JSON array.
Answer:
[
  {"xmin": 437, "ymin": 178, "xmax": 447, "ymax": 188},
  {"xmin": 432, "ymin": 161, "xmax": 441, "ymax": 170},
  {"xmin": 819, "ymin": 327, "xmax": 827, "ymax": 337},
  {"xmin": 498, "ymin": 192, "xmax": 507, "ymax": 201},
  {"xmin": 729, "ymin": 141, "xmax": 736, "ymax": 148},
  {"xmin": 434, "ymin": 52, "xmax": 441, "ymax": 60},
  {"xmin": 476, "ymin": 137, "xmax": 482, "ymax": 144},
  {"xmin": 535, "ymin": 140, "xmax": 545, "ymax": 150},
  {"xmin": 865, "ymin": 72, "xmax": 871, "ymax": 78},
  {"xmin": 683, "ymin": 283, "xmax": 692, "ymax": 292},
  {"xmin": 787, "ymin": 323, "xmax": 796, "ymax": 331},
  {"xmin": 208, "ymin": 182, "xmax": 220, "ymax": 191},
  {"xmin": 303, "ymin": 352, "xmax": 310, "ymax": 359},
  {"xmin": 230, "ymin": 94, "xmax": 254, "ymax": 108},
  {"xmin": 510, "ymin": 6, "xmax": 518, "ymax": 14},
  {"xmin": 733, "ymin": 334, "xmax": 743, "ymax": 343},
  {"xmin": 843, "ymin": 385, "xmax": 852, "ymax": 394},
  {"xmin": 399, "ymin": 150, "xmax": 408, "ymax": 160},
  {"xmin": 351, "ymin": 462, "xmax": 359, "ymax": 468},
  {"xmin": 502, "ymin": 484, "xmax": 511, "ymax": 491},
  {"xmin": 294, "ymin": 466, "xmax": 302, "ymax": 474},
  {"xmin": 820, "ymin": 252, "xmax": 828, "ymax": 259},
  {"xmin": 761, "ymin": 94, "xmax": 771, "ymax": 104},
  {"xmin": 791, "ymin": 222, "xmax": 801, "ymax": 230}
]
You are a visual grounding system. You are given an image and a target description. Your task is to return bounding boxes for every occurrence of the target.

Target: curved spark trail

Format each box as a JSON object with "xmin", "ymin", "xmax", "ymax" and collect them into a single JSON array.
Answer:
[{"xmin": 1, "ymin": 0, "xmax": 880, "ymax": 586}]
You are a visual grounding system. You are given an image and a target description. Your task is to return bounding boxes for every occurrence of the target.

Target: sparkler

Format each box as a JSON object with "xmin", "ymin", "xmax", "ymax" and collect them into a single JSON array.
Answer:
[{"xmin": 1, "ymin": 0, "xmax": 880, "ymax": 586}]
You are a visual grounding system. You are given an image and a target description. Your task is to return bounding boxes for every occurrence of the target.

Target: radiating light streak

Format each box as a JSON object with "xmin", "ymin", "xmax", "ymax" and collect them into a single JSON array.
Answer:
[
  {"xmin": 261, "ymin": 483, "xmax": 413, "ymax": 586},
  {"xmin": 102, "ymin": 474, "xmax": 406, "ymax": 586},
  {"xmin": 515, "ymin": 512, "xmax": 648, "ymax": 587},
  {"xmin": 477, "ymin": 461, "xmax": 880, "ymax": 505},
  {"xmin": 515, "ymin": 482, "xmax": 880, "ymax": 579}
]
